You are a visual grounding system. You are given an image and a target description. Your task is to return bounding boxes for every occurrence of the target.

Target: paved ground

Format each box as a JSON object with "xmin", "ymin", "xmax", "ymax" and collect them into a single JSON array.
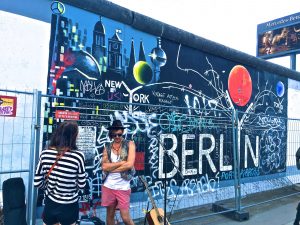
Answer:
[
  {"xmin": 135, "ymin": 186, "xmax": 300, "ymax": 225},
  {"xmin": 36, "ymin": 186, "xmax": 300, "ymax": 225},
  {"xmin": 168, "ymin": 198, "xmax": 298, "ymax": 225}
]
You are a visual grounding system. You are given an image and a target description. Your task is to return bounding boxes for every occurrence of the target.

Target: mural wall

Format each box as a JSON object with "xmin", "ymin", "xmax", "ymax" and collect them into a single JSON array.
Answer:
[{"xmin": 42, "ymin": 3, "xmax": 288, "ymax": 212}]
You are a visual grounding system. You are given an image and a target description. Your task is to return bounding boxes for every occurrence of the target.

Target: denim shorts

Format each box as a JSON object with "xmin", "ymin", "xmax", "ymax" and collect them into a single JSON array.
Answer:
[{"xmin": 43, "ymin": 196, "xmax": 79, "ymax": 225}]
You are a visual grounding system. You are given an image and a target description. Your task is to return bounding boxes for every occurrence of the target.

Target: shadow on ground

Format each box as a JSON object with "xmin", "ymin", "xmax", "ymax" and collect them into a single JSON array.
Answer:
[{"xmin": 134, "ymin": 185, "xmax": 300, "ymax": 225}]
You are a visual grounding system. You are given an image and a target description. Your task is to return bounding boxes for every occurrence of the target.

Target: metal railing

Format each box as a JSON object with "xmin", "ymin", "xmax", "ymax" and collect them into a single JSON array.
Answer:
[{"xmin": 0, "ymin": 89, "xmax": 299, "ymax": 224}]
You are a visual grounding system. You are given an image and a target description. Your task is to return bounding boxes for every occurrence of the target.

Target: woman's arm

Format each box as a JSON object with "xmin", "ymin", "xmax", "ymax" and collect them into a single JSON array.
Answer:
[
  {"xmin": 34, "ymin": 159, "xmax": 46, "ymax": 189},
  {"xmin": 77, "ymin": 152, "xmax": 86, "ymax": 189},
  {"xmin": 111, "ymin": 141, "xmax": 136, "ymax": 172},
  {"xmin": 102, "ymin": 147, "xmax": 126, "ymax": 172}
]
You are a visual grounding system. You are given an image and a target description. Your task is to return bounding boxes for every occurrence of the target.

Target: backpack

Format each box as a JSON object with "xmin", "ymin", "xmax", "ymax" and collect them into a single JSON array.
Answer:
[{"xmin": 2, "ymin": 178, "xmax": 27, "ymax": 225}]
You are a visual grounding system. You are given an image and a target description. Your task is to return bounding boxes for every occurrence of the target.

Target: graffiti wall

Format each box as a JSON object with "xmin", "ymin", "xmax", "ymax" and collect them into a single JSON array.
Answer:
[{"xmin": 42, "ymin": 3, "xmax": 288, "ymax": 213}]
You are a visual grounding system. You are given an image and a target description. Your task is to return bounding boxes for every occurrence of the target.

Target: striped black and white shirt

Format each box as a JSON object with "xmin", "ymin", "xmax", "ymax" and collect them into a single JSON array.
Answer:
[{"xmin": 34, "ymin": 149, "xmax": 86, "ymax": 204}]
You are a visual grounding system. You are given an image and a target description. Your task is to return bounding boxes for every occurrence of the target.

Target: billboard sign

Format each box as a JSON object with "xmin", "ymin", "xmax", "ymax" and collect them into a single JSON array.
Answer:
[{"xmin": 257, "ymin": 12, "xmax": 300, "ymax": 59}]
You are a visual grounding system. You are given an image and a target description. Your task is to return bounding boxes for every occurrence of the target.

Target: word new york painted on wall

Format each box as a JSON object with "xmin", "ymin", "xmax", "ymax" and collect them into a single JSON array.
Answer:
[{"xmin": 43, "ymin": 4, "xmax": 288, "ymax": 201}]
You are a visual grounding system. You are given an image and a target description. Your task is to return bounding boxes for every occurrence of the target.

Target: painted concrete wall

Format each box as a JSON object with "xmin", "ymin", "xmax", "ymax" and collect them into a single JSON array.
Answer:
[{"xmin": 0, "ymin": 0, "xmax": 300, "ymax": 221}]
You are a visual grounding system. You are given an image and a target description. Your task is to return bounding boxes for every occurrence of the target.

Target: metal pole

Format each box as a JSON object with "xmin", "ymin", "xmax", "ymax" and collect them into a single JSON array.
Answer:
[
  {"xmin": 164, "ymin": 149, "xmax": 167, "ymax": 225},
  {"xmin": 27, "ymin": 90, "xmax": 42, "ymax": 225},
  {"xmin": 290, "ymin": 54, "xmax": 297, "ymax": 71},
  {"xmin": 232, "ymin": 109, "xmax": 241, "ymax": 212}
]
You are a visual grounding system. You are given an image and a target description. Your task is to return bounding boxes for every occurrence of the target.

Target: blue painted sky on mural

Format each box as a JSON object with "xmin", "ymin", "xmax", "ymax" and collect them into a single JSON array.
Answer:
[
  {"xmin": 64, "ymin": 4, "xmax": 156, "ymax": 67},
  {"xmin": 108, "ymin": 0, "xmax": 300, "ymax": 68}
]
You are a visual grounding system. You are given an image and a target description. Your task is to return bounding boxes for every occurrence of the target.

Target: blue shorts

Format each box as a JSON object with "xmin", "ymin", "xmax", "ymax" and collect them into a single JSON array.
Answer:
[{"xmin": 43, "ymin": 196, "xmax": 79, "ymax": 225}]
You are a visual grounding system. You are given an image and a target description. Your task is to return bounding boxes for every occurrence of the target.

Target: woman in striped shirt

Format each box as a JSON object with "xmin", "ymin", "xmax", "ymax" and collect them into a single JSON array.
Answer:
[{"xmin": 34, "ymin": 121, "xmax": 86, "ymax": 225}]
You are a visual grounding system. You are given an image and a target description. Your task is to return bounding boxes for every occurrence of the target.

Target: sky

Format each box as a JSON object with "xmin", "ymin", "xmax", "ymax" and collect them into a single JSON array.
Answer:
[{"xmin": 108, "ymin": 0, "xmax": 300, "ymax": 69}]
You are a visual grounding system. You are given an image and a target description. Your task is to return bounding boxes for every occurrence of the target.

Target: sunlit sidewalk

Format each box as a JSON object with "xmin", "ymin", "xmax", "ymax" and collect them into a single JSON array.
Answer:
[
  {"xmin": 34, "ymin": 188, "xmax": 300, "ymax": 225},
  {"xmin": 170, "ymin": 196, "xmax": 299, "ymax": 225}
]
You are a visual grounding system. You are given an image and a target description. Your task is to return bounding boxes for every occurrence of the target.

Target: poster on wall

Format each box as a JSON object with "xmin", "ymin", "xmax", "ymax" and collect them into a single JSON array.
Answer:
[
  {"xmin": 42, "ymin": 3, "xmax": 288, "ymax": 207},
  {"xmin": 0, "ymin": 95, "xmax": 17, "ymax": 117},
  {"xmin": 55, "ymin": 110, "xmax": 80, "ymax": 120}
]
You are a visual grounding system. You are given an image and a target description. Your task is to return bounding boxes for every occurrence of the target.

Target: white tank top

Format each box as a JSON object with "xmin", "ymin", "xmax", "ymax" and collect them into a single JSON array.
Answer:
[{"xmin": 103, "ymin": 151, "xmax": 131, "ymax": 190}]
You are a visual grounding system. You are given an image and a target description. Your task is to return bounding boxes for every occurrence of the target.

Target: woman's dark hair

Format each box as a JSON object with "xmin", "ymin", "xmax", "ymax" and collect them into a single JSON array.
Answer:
[{"xmin": 49, "ymin": 121, "xmax": 78, "ymax": 151}]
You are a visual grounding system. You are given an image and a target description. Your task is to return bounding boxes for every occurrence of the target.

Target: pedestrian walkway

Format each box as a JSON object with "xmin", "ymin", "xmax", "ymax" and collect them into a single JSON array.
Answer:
[
  {"xmin": 36, "ymin": 199, "xmax": 298, "ymax": 225},
  {"xmin": 166, "ymin": 191, "xmax": 300, "ymax": 225},
  {"xmin": 36, "ymin": 187, "xmax": 300, "ymax": 225}
]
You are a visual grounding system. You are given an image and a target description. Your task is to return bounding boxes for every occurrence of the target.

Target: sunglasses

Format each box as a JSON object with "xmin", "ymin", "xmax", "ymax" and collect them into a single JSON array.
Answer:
[{"xmin": 111, "ymin": 133, "xmax": 123, "ymax": 138}]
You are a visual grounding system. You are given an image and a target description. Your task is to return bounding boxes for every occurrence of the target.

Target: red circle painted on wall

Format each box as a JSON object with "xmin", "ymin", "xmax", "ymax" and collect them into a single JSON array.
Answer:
[{"xmin": 228, "ymin": 65, "xmax": 252, "ymax": 107}]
